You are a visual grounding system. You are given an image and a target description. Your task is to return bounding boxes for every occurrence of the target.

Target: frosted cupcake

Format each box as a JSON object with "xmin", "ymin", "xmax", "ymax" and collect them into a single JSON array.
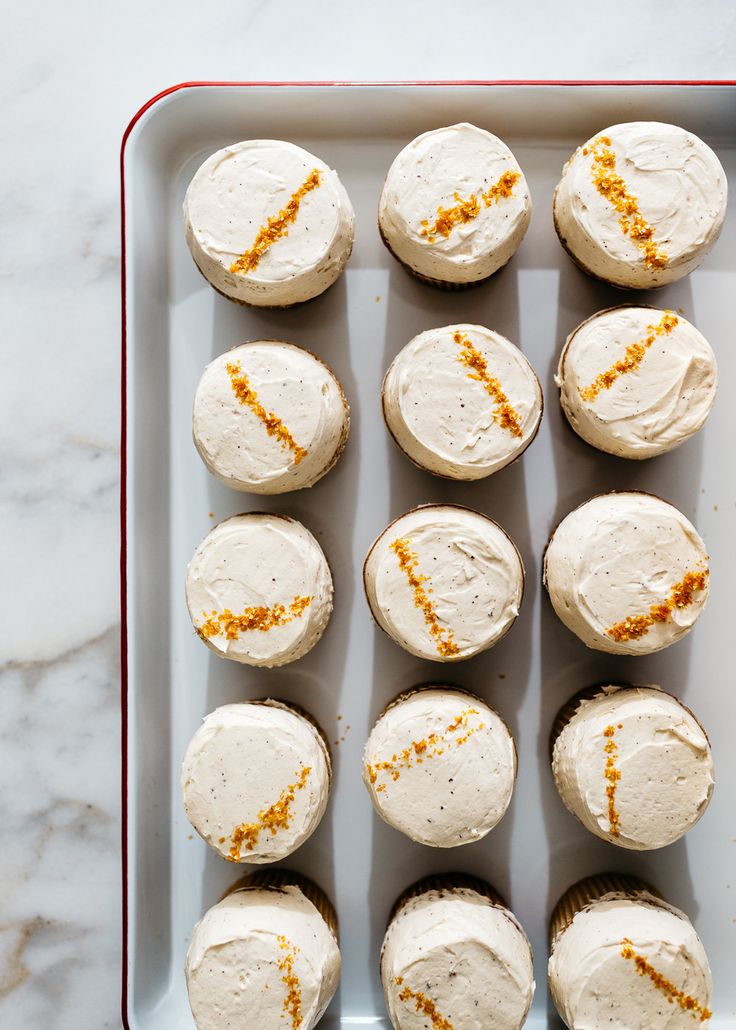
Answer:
[
  {"xmin": 379, "ymin": 123, "xmax": 532, "ymax": 288},
  {"xmin": 381, "ymin": 874, "xmax": 534, "ymax": 1029},
  {"xmin": 186, "ymin": 871, "xmax": 340, "ymax": 1030},
  {"xmin": 549, "ymin": 874, "xmax": 713, "ymax": 1028},
  {"xmin": 551, "ymin": 685, "xmax": 713, "ymax": 850},
  {"xmin": 382, "ymin": 324, "xmax": 542, "ymax": 479},
  {"xmin": 364, "ymin": 504, "xmax": 524, "ymax": 662},
  {"xmin": 363, "ymin": 687, "xmax": 516, "ymax": 847},
  {"xmin": 553, "ymin": 122, "xmax": 727, "ymax": 289},
  {"xmin": 543, "ymin": 492, "xmax": 709, "ymax": 655},
  {"xmin": 193, "ymin": 340, "xmax": 350, "ymax": 493},
  {"xmin": 557, "ymin": 306, "xmax": 717, "ymax": 459},
  {"xmin": 186, "ymin": 513, "xmax": 333, "ymax": 666},
  {"xmin": 183, "ymin": 139, "xmax": 355, "ymax": 307},
  {"xmin": 182, "ymin": 700, "xmax": 332, "ymax": 864}
]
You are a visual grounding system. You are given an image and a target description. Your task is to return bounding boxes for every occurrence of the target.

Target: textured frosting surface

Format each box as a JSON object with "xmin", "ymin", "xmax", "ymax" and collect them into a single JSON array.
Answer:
[
  {"xmin": 182, "ymin": 701, "xmax": 331, "ymax": 863},
  {"xmin": 186, "ymin": 514, "xmax": 333, "ymax": 667},
  {"xmin": 184, "ymin": 139, "xmax": 354, "ymax": 306},
  {"xmin": 363, "ymin": 688, "xmax": 516, "ymax": 847},
  {"xmin": 557, "ymin": 307, "xmax": 717, "ymax": 459},
  {"xmin": 364, "ymin": 505, "xmax": 523, "ymax": 662},
  {"xmin": 383, "ymin": 324, "xmax": 542, "ymax": 479},
  {"xmin": 379, "ymin": 123, "xmax": 531, "ymax": 283},
  {"xmin": 543, "ymin": 492, "xmax": 709, "ymax": 655},
  {"xmin": 552, "ymin": 686, "xmax": 713, "ymax": 850},
  {"xmin": 554, "ymin": 121, "xmax": 727, "ymax": 288},
  {"xmin": 186, "ymin": 884, "xmax": 341, "ymax": 1030},
  {"xmin": 549, "ymin": 893, "xmax": 713, "ymax": 1029},
  {"xmin": 193, "ymin": 340, "xmax": 349, "ymax": 493},
  {"xmin": 381, "ymin": 887, "xmax": 534, "ymax": 1029}
]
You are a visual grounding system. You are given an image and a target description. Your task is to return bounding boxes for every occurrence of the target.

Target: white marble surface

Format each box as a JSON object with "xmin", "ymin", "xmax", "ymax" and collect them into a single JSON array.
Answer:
[{"xmin": 0, "ymin": 1, "xmax": 733, "ymax": 1026}]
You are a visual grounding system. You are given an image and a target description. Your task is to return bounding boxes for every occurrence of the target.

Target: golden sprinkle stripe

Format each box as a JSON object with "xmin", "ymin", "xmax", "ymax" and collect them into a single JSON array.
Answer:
[
  {"xmin": 226, "ymin": 362, "xmax": 308, "ymax": 464},
  {"xmin": 603, "ymin": 724, "xmax": 623, "ymax": 837},
  {"xmin": 227, "ymin": 766, "xmax": 311, "ymax": 861},
  {"xmin": 230, "ymin": 168, "xmax": 322, "ymax": 275},
  {"xmin": 277, "ymin": 936, "xmax": 304, "ymax": 1029},
  {"xmin": 579, "ymin": 312, "xmax": 679, "ymax": 402},
  {"xmin": 389, "ymin": 537, "xmax": 460, "ymax": 657},
  {"xmin": 584, "ymin": 136, "xmax": 668, "ymax": 270},
  {"xmin": 198, "ymin": 595, "xmax": 312, "ymax": 641},
  {"xmin": 420, "ymin": 170, "xmax": 521, "ymax": 242},
  {"xmin": 620, "ymin": 938, "xmax": 712, "ymax": 1022},
  {"xmin": 607, "ymin": 568, "xmax": 708, "ymax": 643},
  {"xmin": 395, "ymin": 977, "xmax": 455, "ymax": 1030},
  {"xmin": 367, "ymin": 708, "xmax": 484, "ymax": 787},
  {"xmin": 453, "ymin": 331, "xmax": 523, "ymax": 436}
]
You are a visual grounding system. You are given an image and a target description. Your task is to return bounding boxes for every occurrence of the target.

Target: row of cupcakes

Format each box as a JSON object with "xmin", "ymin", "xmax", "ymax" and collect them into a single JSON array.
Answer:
[
  {"xmin": 186, "ymin": 869, "xmax": 713, "ymax": 1029},
  {"xmin": 182, "ymin": 686, "xmax": 713, "ymax": 863},
  {"xmin": 184, "ymin": 121, "xmax": 727, "ymax": 305},
  {"xmin": 192, "ymin": 311, "xmax": 718, "ymax": 495}
]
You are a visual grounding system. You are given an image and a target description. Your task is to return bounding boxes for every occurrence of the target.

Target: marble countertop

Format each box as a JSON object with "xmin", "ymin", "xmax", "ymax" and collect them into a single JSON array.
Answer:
[{"xmin": 1, "ymin": 1, "xmax": 733, "ymax": 1025}]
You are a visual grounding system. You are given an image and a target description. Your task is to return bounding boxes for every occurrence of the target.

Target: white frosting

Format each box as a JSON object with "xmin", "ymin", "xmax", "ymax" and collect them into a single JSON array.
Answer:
[
  {"xmin": 543, "ymin": 492, "xmax": 709, "ymax": 655},
  {"xmin": 554, "ymin": 122, "xmax": 727, "ymax": 288},
  {"xmin": 186, "ymin": 514, "xmax": 333, "ymax": 667},
  {"xmin": 186, "ymin": 883, "xmax": 341, "ymax": 1030},
  {"xmin": 182, "ymin": 701, "xmax": 331, "ymax": 863},
  {"xmin": 556, "ymin": 307, "xmax": 717, "ymax": 459},
  {"xmin": 383, "ymin": 324, "xmax": 542, "ymax": 479},
  {"xmin": 364, "ymin": 505, "xmax": 524, "ymax": 662},
  {"xmin": 381, "ymin": 887, "xmax": 534, "ymax": 1029},
  {"xmin": 192, "ymin": 340, "xmax": 349, "ymax": 493},
  {"xmin": 378, "ymin": 123, "xmax": 532, "ymax": 284},
  {"xmin": 552, "ymin": 686, "xmax": 713, "ymax": 850},
  {"xmin": 363, "ymin": 688, "xmax": 516, "ymax": 847},
  {"xmin": 183, "ymin": 139, "xmax": 355, "ymax": 306},
  {"xmin": 549, "ymin": 892, "xmax": 713, "ymax": 1029}
]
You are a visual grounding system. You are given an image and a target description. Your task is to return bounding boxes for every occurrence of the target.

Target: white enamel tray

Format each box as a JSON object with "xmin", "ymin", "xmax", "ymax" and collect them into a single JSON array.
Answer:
[{"xmin": 121, "ymin": 82, "xmax": 736, "ymax": 1027}]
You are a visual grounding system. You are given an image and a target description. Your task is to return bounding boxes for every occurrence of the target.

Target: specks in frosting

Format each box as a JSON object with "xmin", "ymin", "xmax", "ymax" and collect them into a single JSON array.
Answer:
[
  {"xmin": 227, "ymin": 765, "xmax": 311, "ymax": 861},
  {"xmin": 394, "ymin": 976, "xmax": 455, "ymax": 1030},
  {"xmin": 452, "ymin": 331, "xmax": 523, "ymax": 436},
  {"xmin": 389, "ymin": 537, "xmax": 460, "ymax": 657},
  {"xmin": 579, "ymin": 312, "xmax": 679, "ymax": 402},
  {"xmin": 367, "ymin": 707, "xmax": 485, "ymax": 788},
  {"xmin": 277, "ymin": 936, "xmax": 304, "ymax": 1028},
  {"xmin": 603, "ymin": 724, "xmax": 623, "ymax": 837},
  {"xmin": 420, "ymin": 170, "xmax": 521, "ymax": 242},
  {"xmin": 620, "ymin": 938, "xmax": 712, "ymax": 1022},
  {"xmin": 226, "ymin": 361, "xmax": 308, "ymax": 464},
  {"xmin": 198, "ymin": 595, "xmax": 312, "ymax": 641},
  {"xmin": 606, "ymin": 567, "xmax": 708, "ymax": 643}
]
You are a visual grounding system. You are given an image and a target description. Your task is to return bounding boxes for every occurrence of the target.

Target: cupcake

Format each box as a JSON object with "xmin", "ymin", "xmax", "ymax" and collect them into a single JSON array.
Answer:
[
  {"xmin": 378, "ymin": 123, "xmax": 532, "ymax": 288},
  {"xmin": 553, "ymin": 122, "xmax": 727, "ymax": 289},
  {"xmin": 364, "ymin": 504, "xmax": 524, "ymax": 662},
  {"xmin": 543, "ymin": 492, "xmax": 709, "ymax": 655},
  {"xmin": 193, "ymin": 340, "xmax": 350, "ymax": 493},
  {"xmin": 556, "ymin": 306, "xmax": 718, "ymax": 459},
  {"xmin": 363, "ymin": 687, "xmax": 516, "ymax": 847},
  {"xmin": 182, "ymin": 700, "xmax": 332, "ymax": 864},
  {"xmin": 549, "ymin": 874, "xmax": 713, "ymax": 1028},
  {"xmin": 183, "ymin": 139, "xmax": 355, "ymax": 307},
  {"xmin": 186, "ymin": 871, "xmax": 340, "ymax": 1029},
  {"xmin": 186, "ymin": 513, "xmax": 333, "ymax": 666},
  {"xmin": 382, "ymin": 324, "xmax": 543, "ymax": 479},
  {"xmin": 551, "ymin": 685, "xmax": 713, "ymax": 850},
  {"xmin": 381, "ymin": 874, "xmax": 534, "ymax": 1029}
]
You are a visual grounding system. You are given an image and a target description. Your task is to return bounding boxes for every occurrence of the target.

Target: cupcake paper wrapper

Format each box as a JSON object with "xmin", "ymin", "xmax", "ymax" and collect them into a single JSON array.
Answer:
[
  {"xmin": 550, "ymin": 873, "xmax": 665, "ymax": 947},
  {"xmin": 224, "ymin": 868, "xmax": 339, "ymax": 940},
  {"xmin": 388, "ymin": 872, "xmax": 508, "ymax": 928}
]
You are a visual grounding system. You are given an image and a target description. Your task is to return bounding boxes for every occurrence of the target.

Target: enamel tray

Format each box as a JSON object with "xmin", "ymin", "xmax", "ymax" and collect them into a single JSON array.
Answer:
[{"xmin": 121, "ymin": 82, "xmax": 736, "ymax": 1027}]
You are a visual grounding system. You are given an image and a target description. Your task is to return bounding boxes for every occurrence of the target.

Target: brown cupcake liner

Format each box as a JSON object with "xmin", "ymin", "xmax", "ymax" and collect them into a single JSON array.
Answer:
[
  {"xmin": 378, "ymin": 219, "xmax": 506, "ymax": 292},
  {"xmin": 223, "ymin": 868, "xmax": 339, "ymax": 940},
  {"xmin": 388, "ymin": 872, "xmax": 508, "ymax": 927},
  {"xmin": 550, "ymin": 873, "xmax": 665, "ymax": 947}
]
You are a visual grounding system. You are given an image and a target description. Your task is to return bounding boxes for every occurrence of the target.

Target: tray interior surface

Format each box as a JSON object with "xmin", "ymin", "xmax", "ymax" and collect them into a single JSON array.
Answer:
[{"xmin": 123, "ymin": 84, "xmax": 736, "ymax": 1027}]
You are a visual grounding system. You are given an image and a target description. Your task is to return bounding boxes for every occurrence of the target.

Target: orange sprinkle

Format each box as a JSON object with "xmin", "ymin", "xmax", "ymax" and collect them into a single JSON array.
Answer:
[
  {"xmin": 367, "ymin": 708, "xmax": 484, "ymax": 787},
  {"xmin": 620, "ymin": 938, "xmax": 712, "ymax": 1022},
  {"xmin": 579, "ymin": 312, "xmax": 679, "ymax": 402},
  {"xmin": 230, "ymin": 168, "xmax": 322, "ymax": 275},
  {"xmin": 603, "ymin": 724, "xmax": 623, "ymax": 837},
  {"xmin": 395, "ymin": 977, "xmax": 454, "ymax": 1030},
  {"xmin": 585, "ymin": 137, "xmax": 668, "ymax": 269},
  {"xmin": 226, "ymin": 362, "xmax": 308, "ymax": 464},
  {"xmin": 453, "ymin": 331, "xmax": 523, "ymax": 436},
  {"xmin": 228, "ymin": 766, "xmax": 311, "ymax": 861},
  {"xmin": 420, "ymin": 170, "xmax": 521, "ymax": 242},
  {"xmin": 389, "ymin": 537, "xmax": 460, "ymax": 657},
  {"xmin": 277, "ymin": 936, "xmax": 304, "ymax": 1028},
  {"xmin": 198, "ymin": 595, "xmax": 312, "ymax": 641},
  {"xmin": 607, "ymin": 568, "xmax": 708, "ymax": 643}
]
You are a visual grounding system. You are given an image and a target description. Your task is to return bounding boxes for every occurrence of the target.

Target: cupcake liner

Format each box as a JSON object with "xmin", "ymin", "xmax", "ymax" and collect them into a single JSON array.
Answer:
[
  {"xmin": 550, "ymin": 873, "xmax": 664, "ymax": 947},
  {"xmin": 224, "ymin": 868, "xmax": 339, "ymax": 940},
  {"xmin": 388, "ymin": 872, "xmax": 508, "ymax": 927},
  {"xmin": 250, "ymin": 698, "xmax": 333, "ymax": 781},
  {"xmin": 378, "ymin": 219, "xmax": 496, "ymax": 292}
]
